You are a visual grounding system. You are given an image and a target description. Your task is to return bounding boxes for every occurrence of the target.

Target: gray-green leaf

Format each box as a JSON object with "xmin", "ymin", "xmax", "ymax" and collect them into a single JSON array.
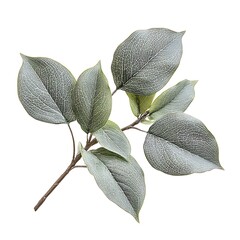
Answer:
[
  {"xmin": 80, "ymin": 148, "xmax": 145, "ymax": 222},
  {"xmin": 111, "ymin": 28, "xmax": 184, "ymax": 95},
  {"xmin": 72, "ymin": 62, "xmax": 112, "ymax": 133},
  {"xmin": 93, "ymin": 120, "xmax": 131, "ymax": 159},
  {"xmin": 149, "ymin": 80, "xmax": 197, "ymax": 120},
  {"xmin": 127, "ymin": 93, "xmax": 155, "ymax": 117},
  {"xmin": 143, "ymin": 113, "xmax": 222, "ymax": 175},
  {"xmin": 17, "ymin": 54, "xmax": 76, "ymax": 124}
]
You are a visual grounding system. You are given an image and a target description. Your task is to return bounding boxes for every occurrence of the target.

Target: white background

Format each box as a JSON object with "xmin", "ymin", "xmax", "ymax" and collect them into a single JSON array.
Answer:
[{"xmin": 0, "ymin": 0, "xmax": 239, "ymax": 239}]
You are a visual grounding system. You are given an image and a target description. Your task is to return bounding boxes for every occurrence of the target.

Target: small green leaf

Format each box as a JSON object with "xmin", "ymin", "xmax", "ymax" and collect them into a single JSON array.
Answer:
[
  {"xmin": 127, "ymin": 93, "xmax": 155, "ymax": 117},
  {"xmin": 93, "ymin": 120, "xmax": 131, "ymax": 159},
  {"xmin": 111, "ymin": 28, "xmax": 184, "ymax": 95},
  {"xmin": 143, "ymin": 113, "xmax": 222, "ymax": 175},
  {"xmin": 17, "ymin": 54, "xmax": 76, "ymax": 124},
  {"xmin": 81, "ymin": 148, "xmax": 146, "ymax": 222},
  {"xmin": 141, "ymin": 118, "xmax": 155, "ymax": 125},
  {"xmin": 149, "ymin": 80, "xmax": 197, "ymax": 120},
  {"xmin": 77, "ymin": 142, "xmax": 84, "ymax": 155},
  {"xmin": 72, "ymin": 62, "xmax": 112, "ymax": 133}
]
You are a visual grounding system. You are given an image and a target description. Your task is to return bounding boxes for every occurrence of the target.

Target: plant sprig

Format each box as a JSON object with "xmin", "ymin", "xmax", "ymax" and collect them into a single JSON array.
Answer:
[{"xmin": 18, "ymin": 28, "xmax": 222, "ymax": 222}]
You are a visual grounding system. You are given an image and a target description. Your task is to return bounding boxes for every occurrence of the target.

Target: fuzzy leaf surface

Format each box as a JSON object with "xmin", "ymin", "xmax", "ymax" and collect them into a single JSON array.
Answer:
[
  {"xmin": 144, "ymin": 113, "xmax": 222, "ymax": 175},
  {"xmin": 81, "ymin": 148, "xmax": 145, "ymax": 222},
  {"xmin": 72, "ymin": 62, "xmax": 112, "ymax": 133},
  {"xmin": 127, "ymin": 93, "xmax": 155, "ymax": 117},
  {"xmin": 149, "ymin": 80, "xmax": 196, "ymax": 120},
  {"xmin": 93, "ymin": 121, "xmax": 131, "ymax": 159},
  {"xmin": 17, "ymin": 55, "xmax": 76, "ymax": 124},
  {"xmin": 111, "ymin": 28, "xmax": 184, "ymax": 95}
]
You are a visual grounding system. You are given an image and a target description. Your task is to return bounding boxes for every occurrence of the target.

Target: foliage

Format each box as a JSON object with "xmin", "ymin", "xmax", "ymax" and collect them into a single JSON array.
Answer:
[{"xmin": 18, "ymin": 28, "xmax": 222, "ymax": 222}]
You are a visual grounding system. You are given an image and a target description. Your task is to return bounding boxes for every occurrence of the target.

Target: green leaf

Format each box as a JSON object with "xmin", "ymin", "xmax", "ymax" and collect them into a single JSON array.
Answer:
[
  {"xmin": 141, "ymin": 119, "xmax": 155, "ymax": 125},
  {"xmin": 17, "ymin": 54, "xmax": 76, "ymax": 124},
  {"xmin": 111, "ymin": 28, "xmax": 184, "ymax": 95},
  {"xmin": 127, "ymin": 93, "xmax": 155, "ymax": 117},
  {"xmin": 93, "ymin": 120, "xmax": 131, "ymax": 159},
  {"xmin": 143, "ymin": 113, "xmax": 222, "ymax": 175},
  {"xmin": 80, "ymin": 148, "xmax": 145, "ymax": 222},
  {"xmin": 72, "ymin": 62, "xmax": 112, "ymax": 133},
  {"xmin": 149, "ymin": 80, "xmax": 197, "ymax": 120}
]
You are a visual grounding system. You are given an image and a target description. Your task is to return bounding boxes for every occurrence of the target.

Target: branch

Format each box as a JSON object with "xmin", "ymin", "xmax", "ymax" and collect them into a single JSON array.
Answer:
[
  {"xmin": 34, "ymin": 153, "xmax": 82, "ymax": 211},
  {"xmin": 34, "ymin": 110, "xmax": 150, "ymax": 211},
  {"xmin": 121, "ymin": 111, "xmax": 149, "ymax": 131}
]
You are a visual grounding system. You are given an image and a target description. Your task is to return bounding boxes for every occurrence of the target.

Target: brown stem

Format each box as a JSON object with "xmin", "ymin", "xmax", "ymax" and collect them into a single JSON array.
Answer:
[
  {"xmin": 34, "ymin": 153, "xmax": 82, "ymax": 211},
  {"xmin": 34, "ymin": 136, "xmax": 96, "ymax": 211},
  {"xmin": 121, "ymin": 111, "xmax": 149, "ymax": 131},
  {"xmin": 85, "ymin": 138, "xmax": 97, "ymax": 150},
  {"xmin": 34, "ymin": 111, "xmax": 149, "ymax": 211},
  {"xmin": 111, "ymin": 88, "xmax": 118, "ymax": 96},
  {"xmin": 129, "ymin": 126, "xmax": 147, "ymax": 133},
  {"xmin": 71, "ymin": 165, "xmax": 87, "ymax": 169},
  {"xmin": 67, "ymin": 124, "xmax": 75, "ymax": 161}
]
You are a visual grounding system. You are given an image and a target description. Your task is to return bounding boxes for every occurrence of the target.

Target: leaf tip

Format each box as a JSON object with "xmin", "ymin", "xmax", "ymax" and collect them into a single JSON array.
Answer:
[
  {"xmin": 134, "ymin": 213, "xmax": 140, "ymax": 223},
  {"xmin": 180, "ymin": 30, "xmax": 186, "ymax": 36},
  {"xmin": 218, "ymin": 164, "xmax": 224, "ymax": 171},
  {"xmin": 94, "ymin": 60, "xmax": 103, "ymax": 73},
  {"xmin": 20, "ymin": 53, "xmax": 32, "ymax": 63},
  {"xmin": 96, "ymin": 60, "xmax": 102, "ymax": 68},
  {"xmin": 192, "ymin": 80, "xmax": 198, "ymax": 86},
  {"xmin": 20, "ymin": 53, "xmax": 27, "ymax": 60},
  {"xmin": 78, "ymin": 142, "xmax": 84, "ymax": 154}
]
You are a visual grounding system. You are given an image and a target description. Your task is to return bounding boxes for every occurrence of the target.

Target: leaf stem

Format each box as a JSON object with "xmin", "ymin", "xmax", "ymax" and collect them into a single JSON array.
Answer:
[
  {"xmin": 88, "ymin": 133, "xmax": 93, "ymax": 143},
  {"xmin": 121, "ymin": 111, "xmax": 149, "ymax": 131},
  {"xmin": 71, "ymin": 165, "xmax": 87, "ymax": 169},
  {"xmin": 111, "ymin": 88, "xmax": 118, "ymax": 96},
  {"xmin": 129, "ymin": 127, "xmax": 147, "ymax": 133},
  {"xmin": 67, "ymin": 123, "xmax": 75, "ymax": 161},
  {"xmin": 34, "ymin": 110, "xmax": 149, "ymax": 211}
]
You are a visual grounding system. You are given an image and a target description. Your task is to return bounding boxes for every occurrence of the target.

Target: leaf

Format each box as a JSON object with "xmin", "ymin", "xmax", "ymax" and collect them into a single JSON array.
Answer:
[
  {"xmin": 72, "ymin": 62, "xmax": 112, "ymax": 133},
  {"xmin": 127, "ymin": 92, "xmax": 155, "ymax": 117},
  {"xmin": 111, "ymin": 28, "xmax": 184, "ymax": 95},
  {"xmin": 17, "ymin": 54, "xmax": 76, "ymax": 124},
  {"xmin": 141, "ymin": 119, "xmax": 155, "ymax": 125},
  {"xmin": 143, "ymin": 113, "xmax": 222, "ymax": 175},
  {"xmin": 149, "ymin": 80, "xmax": 197, "ymax": 120},
  {"xmin": 80, "ymin": 148, "xmax": 145, "ymax": 222},
  {"xmin": 93, "ymin": 120, "xmax": 131, "ymax": 159}
]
